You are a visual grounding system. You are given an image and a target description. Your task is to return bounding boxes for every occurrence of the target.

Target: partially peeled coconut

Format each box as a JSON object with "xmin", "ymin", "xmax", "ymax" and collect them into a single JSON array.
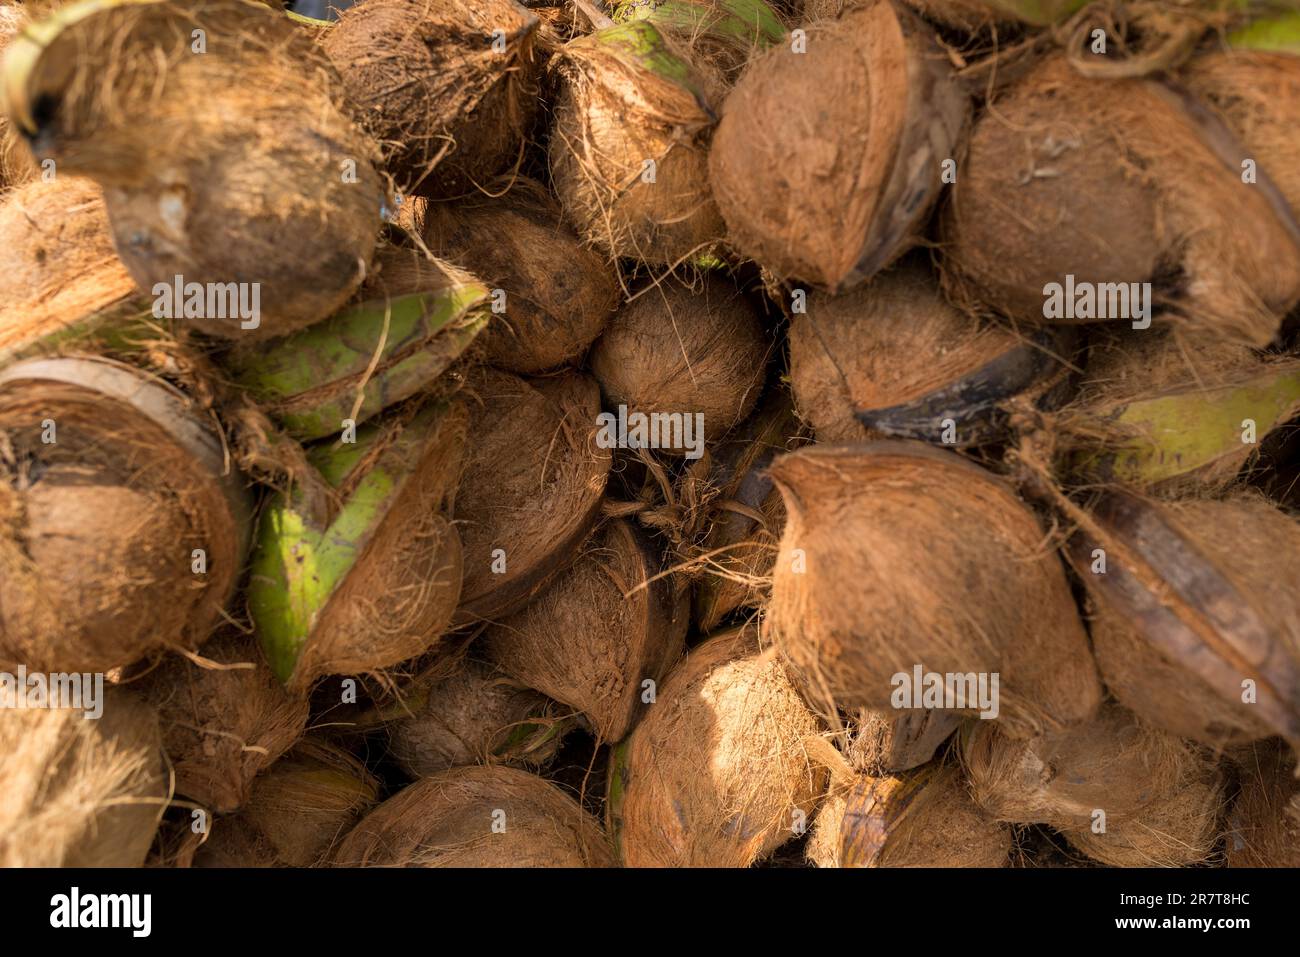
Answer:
[
  {"xmin": 249, "ymin": 400, "xmax": 467, "ymax": 691},
  {"xmin": 0, "ymin": 357, "xmax": 252, "ymax": 673},
  {"xmin": 483, "ymin": 518, "xmax": 689, "ymax": 742},
  {"xmin": 609, "ymin": 624, "xmax": 826, "ymax": 866},
  {"xmin": 1224, "ymin": 739, "xmax": 1300, "ymax": 867},
  {"xmin": 766, "ymin": 442, "xmax": 1102, "ymax": 738},
  {"xmin": 334, "ymin": 764, "xmax": 615, "ymax": 866}
]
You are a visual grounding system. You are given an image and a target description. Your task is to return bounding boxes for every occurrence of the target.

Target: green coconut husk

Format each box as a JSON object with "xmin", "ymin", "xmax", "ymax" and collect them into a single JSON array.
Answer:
[
  {"xmin": 1228, "ymin": 7, "xmax": 1300, "ymax": 50},
  {"xmin": 225, "ymin": 252, "xmax": 489, "ymax": 441},
  {"xmin": 249, "ymin": 400, "xmax": 467, "ymax": 692}
]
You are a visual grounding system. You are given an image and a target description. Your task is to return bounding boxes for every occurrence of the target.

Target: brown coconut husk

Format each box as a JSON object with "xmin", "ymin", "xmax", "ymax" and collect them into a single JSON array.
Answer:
[
  {"xmin": 1072, "ymin": 491, "xmax": 1300, "ymax": 751},
  {"xmin": 0, "ymin": 357, "xmax": 251, "ymax": 674},
  {"xmin": 0, "ymin": 3, "xmax": 38, "ymax": 188},
  {"xmin": 453, "ymin": 367, "xmax": 611, "ymax": 625},
  {"xmin": 322, "ymin": 0, "xmax": 542, "ymax": 199},
  {"xmin": 134, "ymin": 630, "xmax": 309, "ymax": 814},
  {"xmin": 962, "ymin": 702, "xmax": 1217, "ymax": 830},
  {"xmin": 483, "ymin": 517, "xmax": 689, "ymax": 742},
  {"xmin": 334, "ymin": 764, "xmax": 615, "ymax": 866},
  {"xmin": 422, "ymin": 180, "xmax": 620, "ymax": 373},
  {"xmin": 709, "ymin": 0, "xmax": 969, "ymax": 290},
  {"xmin": 846, "ymin": 706, "xmax": 965, "ymax": 774},
  {"xmin": 789, "ymin": 257, "xmax": 1076, "ymax": 445},
  {"xmin": 5, "ymin": 0, "xmax": 385, "ymax": 339},
  {"xmin": 941, "ymin": 54, "xmax": 1300, "ymax": 347},
  {"xmin": 766, "ymin": 442, "xmax": 1101, "ymax": 738},
  {"xmin": 1224, "ymin": 738, "xmax": 1300, "ymax": 867},
  {"xmin": 612, "ymin": 624, "xmax": 826, "ymax": 866},
  {"xmin": 385, "ymin": 657, "xmax": 568, "ymax": 776},
  {"xmin": 589, "ymin": 275, "xmax": 770, "ymax": 450},
  {"xmin": 0, "ymin": 687, "xmax": 168, "ymax": 867},
  {"xmin": 195, "ymin": 737, "xmax": 380, "ymax": 867}
]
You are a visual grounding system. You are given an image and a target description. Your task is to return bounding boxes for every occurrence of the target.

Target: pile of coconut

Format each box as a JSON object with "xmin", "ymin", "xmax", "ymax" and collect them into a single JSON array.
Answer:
[{"xmin": 0, "ymin": 0, "xmax": 1298, "ymax": 870}]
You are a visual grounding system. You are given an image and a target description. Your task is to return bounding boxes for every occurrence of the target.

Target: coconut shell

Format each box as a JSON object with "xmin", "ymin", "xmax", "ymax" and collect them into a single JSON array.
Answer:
[
  {"xmin": 195, "ymin": 736, "xmax": 380, "ymax": 867},
  {"xmin": 386, "ymin": 657, "xmax": 568, "ymax": 777},
  {"xmin": 709, "ymin": 0, "xmax": 968, "ymax": 290},
  {"xmin": 250, "ymin": 400, "xmax": 467, "ymax": 691},
  {"xmin": 941, "ymin": 54, "xmax": 1300, "ymax": 347},
  {"xmin": 136, "ymin": 630, "xmax": 310, "ymax": 814},
  {"xmin": 0, "ymin": 687, "xmax": 168, "ymax": 867},
  {"xmin": 453, "ymin": 367, "xmax": 610, "ymax": 625},
  {"xmin": 5, "ymin": 0, "xmax": 385, "ymax": 339},
  {"xmin": 334, "ymin": 764, "xmax": 615, "ymax": 866},
  {"xmin": 1224, "ymin": 739, "xmax": 1300, "ymax": 867},
  {"xmin": 0, "ymin": 357, "xmax": 252, "ymax": 673},
  {"xmin": 610, "ymin": 624, "xmax": 826, "ymax": 866},
  {"xmin": 422, "ymin": 184, "xmax": 620, "ymax": 374},
  {"xmin": 766, "ymin": 442, "xmax": 1102, "ymax": 738},
  {"xmin": 1069, "ymin": 490, "xmax": 1300, "ymax": 750},
  {"xmin": 789, "ymin": 258, "xmax": 1075, "ymax": 445},
  {"xmin": 322, "ymin": 0, "xmax": 542, "ymax": 199},
  {"xmin": 483, "ymin": 518, "xmax": 688, "ymax": 742},
  {"xmin": 589, "ymin": 275, "xmax": 769, "ymax": 451}
]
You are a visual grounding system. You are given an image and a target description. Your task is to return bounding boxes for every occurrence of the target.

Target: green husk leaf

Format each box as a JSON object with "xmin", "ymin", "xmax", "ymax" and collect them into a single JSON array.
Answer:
[
  {"xmin": 1228, "ymin": 10, "xmax": 1300, "ymax": 51},
  {"xmin": 605, "ymin": 739, "xmax": 631, "ymax": 864}
]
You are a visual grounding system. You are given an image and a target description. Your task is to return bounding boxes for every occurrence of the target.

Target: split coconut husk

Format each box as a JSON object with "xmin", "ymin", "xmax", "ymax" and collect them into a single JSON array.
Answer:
[
  {"xmin": 940, "ymin": 54, "xmax": 1300, "ymax": 347},
  {"xmin": 385, "ymin": 657, "xmax": 570, "ymax": 777},
  {"xmin": 453, "ymin": 367, "xmax": 610, "ymax": 625},
  {"xmin": 225, "ymin": 244, "xmax": 490, "ymax": 441},
  {"xmin": 609, "ymin": 624, "xmax": 826, "ymax": 866},
  {"xmin": 483, "ymin": 518, "xmax": 689, "ymax": 742},
  {"xmin": 422, "ymin": 181, "xmax": 620, "ymax": 374},
  {"xmin": 788, "ymin": 257, "xmax": 1076, "ymax": 445},
  {"xmin": 589, "ymin": 275, "xmax": 769, "ymax": 451},
  {"xmin": 766, "ymin": 442, "xmax": 1102, "ymax": 738},
  {"xmin": 135, "ymin": 630, "xmax": 310, "ymax": 814},
  {"xmin": 249, "ymin": 400, "xmax": 467, "ymax": 692},
  {"xmin": 1067, "ymin": 489, "xmax": 1300, "ymax": 751},
  {"xmin": 0, "ymin": 356, "xmax": 252, "ymax": 673},
  {"xmin": 846, "ymin": 706, "xmax": 965, "ymax": 774},
  {"xmin": 962, "ymin": 702, "xmax": 1219, "ymax": 830},
  {"xmin": 334, "ymin": 764, "xmax": 615, "ymax": 866},
  {"xmin": 1223, "ymin": 738, "xmax": 1300, "ymax": 866},
  {"xmin": 0, "ymin": 687, "xmax": 168, "ymax": 867},
  {"xmin": 4, "ymin": 0, "xmax": 385, "ymax": 339},
  {"xmin": 195, "ymin": 736, "xmax": 380, "ymax": 867},
  {"xmin": 709, "ymin": 0, "xmax": 968, "ymax": 290},
  {"xmin": 549, "ymin": 0, "xmax": 786, "ymax": 265},
  {"xmin": 322, "ymin": 0, "xmax": 543, "ymax": 198}
]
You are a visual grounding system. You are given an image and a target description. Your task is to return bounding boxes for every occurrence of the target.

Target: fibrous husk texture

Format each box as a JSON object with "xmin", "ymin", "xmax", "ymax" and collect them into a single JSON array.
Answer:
[
  {"xmin": 1224, "ymin": 739, "xmax": 1300, "ymax": 867},
  {"xmin": 709, "ymin": 0, "xmax": 969, "ymax": 289},
  {"xmin": 484, "ymin": 518, "xmax": 688, "ymax": 742},
  {"xmin": 0, "ymin": 3, "xmax": 39, "ymax": 188},
  {"xmin": 766, "ymin": 443, "xmax": 1101, "ymax": 738},
  {"xmin": 616, "ymin": 625, "xmax": 827, "ymax": 867},
  {"xmin": 0, "ymin": 687, "xmax": 167, "ymax": 867},
  {"xmin": 322, "ymin": 0, "xmax": 542, "ymax": 198},
  {"xmin": 334, "ymin": 764, "xmax": 614, "ymax": 866}
]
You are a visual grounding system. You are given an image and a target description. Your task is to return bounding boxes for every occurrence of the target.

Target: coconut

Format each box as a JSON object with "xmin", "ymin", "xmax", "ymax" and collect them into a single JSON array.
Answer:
[
  {"xmin": 453, "ymin": 367, "xmax": 610, "ymax": 625},
  {"xmin": 709, "ymin": 0, "xmax": 968, "ymax": 290},
  {"xmin": 0, "ymin": 687, "xmax": 168, "ymax": 867},
  {"xmin": 589, "ymin": 275, "xmax": 769, "ymax": 451},
  {"xmin": 847, "ymin": 706, "xmax": 965, "ymax": 774},
  {"xmin": 549, "ymin": 2, "xmax": 786, "ymax": 265},
  {"xmin": 962, "ymin": 703, "xmax": 1218, "ymax": 830},
  {"xmin": 225, "ymin": 244, "xmax": 490, "ymax": 441},
  {"xmin": 135, "ymin": 630, "xmax": 310, "ymax": 814},
  {"xmin": 789, "ymin": 257, "xmax": 1076, "ymax": 446},
  {"xmin": 334, "ymin": 764, "xmax": 615, "ymax": 866},
  {"xmin": 0, "ymin": 2, "xmax": 38, "ymax": 188},
  {"xmin": 483, "ymin": 518, "xmax": 688, "ymax": 742},
  {"xmin": 941, "ymin": 54, "xmax": 1300, "ymax": 347},
  {"xmin": 1224, "ymin": 739, "xmax": 1300, "ymax": 867},
  {"xmin": 422, "ymin": 181, "xmax": 620, "ymax": 374},
  {"xmin": 321, "ymin": 0, "xmax": 542, "ymax": 199},
  {"xmin": 386, "ymin": 657, "xmax": 569, "ymax": 776},
  {"xmin": 4, "ymin": 0, "xmax": 385, "ymax": 339},
  {"xmin": 250, "ymin": 400, "xmax": 467, "ymax": 692},
  {"xmin": 0, "ymin": 357, "xmax": 251, "ymax": 673},
  {"xmin": 610, "ymin": 624, "xmax": 826, "ymax": 866},
  {"xmin": 1067, "ymin": 490, "xmax": 1300, "ymax": 751},
  {"xmin": 195, "ymin": 736, "xmax": 380, "ymax": 867},
  {"xmin": 766, "ymin": 442, "xmax": 1101, "ymax": 738}
]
